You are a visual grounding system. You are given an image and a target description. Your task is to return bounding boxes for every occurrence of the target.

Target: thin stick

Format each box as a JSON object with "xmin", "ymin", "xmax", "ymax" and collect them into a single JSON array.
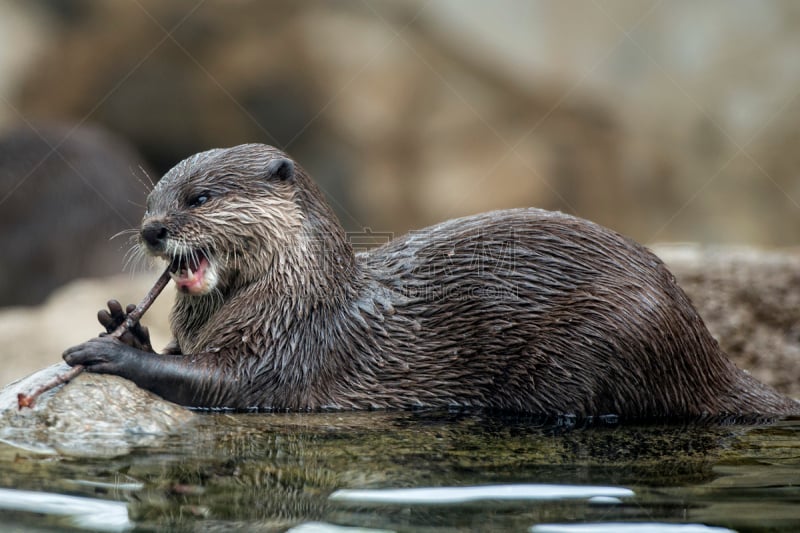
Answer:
[
  {"xmin": 17, "ymin": 267, "xmax": 172, "ymax": 409},
  {"xmin": 107, "ymin": 267, "xmax": 172, "ymax": 339}
]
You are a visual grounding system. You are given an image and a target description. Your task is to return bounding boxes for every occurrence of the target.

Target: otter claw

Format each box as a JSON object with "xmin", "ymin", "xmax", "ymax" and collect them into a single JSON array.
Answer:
[
  {"xmin": 96, "ymin": 299, "xmax": 153, "ymax": 352},
  {"xmin": 63, "ymin": 336, "xmax": 133, "ymax": 374}
]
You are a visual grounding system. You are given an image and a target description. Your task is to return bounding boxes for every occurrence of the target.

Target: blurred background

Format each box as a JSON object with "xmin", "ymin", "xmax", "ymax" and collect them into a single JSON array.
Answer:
[
  {"xmin": 3, "ymin": 0, "xmax": 800, "ymax": 304},
  {"xmin": 1, "ymin": 0, "xmax": 800, "ymax": 384}
]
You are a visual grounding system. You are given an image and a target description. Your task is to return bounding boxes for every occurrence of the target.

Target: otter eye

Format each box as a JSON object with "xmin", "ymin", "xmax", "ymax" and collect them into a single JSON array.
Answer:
[{"xmin": 188, "ymin": 192, "xmax": 210, "ymax": 208}]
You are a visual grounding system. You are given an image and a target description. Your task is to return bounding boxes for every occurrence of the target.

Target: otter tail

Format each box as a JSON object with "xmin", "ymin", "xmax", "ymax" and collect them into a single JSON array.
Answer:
[{"xmin": 719, "ymin": 360, "xmax": 800, "ymax": 417}]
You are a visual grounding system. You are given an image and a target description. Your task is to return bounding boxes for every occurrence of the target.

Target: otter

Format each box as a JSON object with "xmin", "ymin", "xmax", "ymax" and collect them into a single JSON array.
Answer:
[{"xmin": 63, "ymin": 144, "xmax": 800, "ymax": 417}]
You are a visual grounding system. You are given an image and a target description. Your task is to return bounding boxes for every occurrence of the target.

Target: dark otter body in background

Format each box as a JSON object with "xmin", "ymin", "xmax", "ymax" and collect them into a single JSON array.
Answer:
[
  {"xmin": 64, "ymin": 144, "xmax": 800, "ymax": 417},
  {"xmin": 0, "ymin": 123, "xmax": 150, "ymax": 306}
]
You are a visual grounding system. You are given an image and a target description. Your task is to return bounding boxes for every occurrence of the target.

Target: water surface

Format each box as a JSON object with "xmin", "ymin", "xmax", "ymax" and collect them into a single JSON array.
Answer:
[{"xmin": 0, "ymin": 411, "xmax": 798, "ymax": 531}]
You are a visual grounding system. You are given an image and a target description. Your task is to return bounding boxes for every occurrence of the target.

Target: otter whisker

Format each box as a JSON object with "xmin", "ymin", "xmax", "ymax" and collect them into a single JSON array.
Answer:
[
  {"xmin": 122, "ymin": 244, "xmax": 142, "ymax": 270},
  {"xmin": 122, "ymin": 239, "xmax": 143, "ymax": 265},
  {"xmin": 110, "ymin": 227, "xmax": 140, "ymax": 241},
  {"xmin": 223, "ymin": 243, "xmax": 232, "ymax": 272},
  {"xmin": 126, "ymin": 199, "xmax": 146, "ymax": 209},
  {"xmin": 188, "ymin": 248, "xmax": 197, "ymax": 272},
  {"xmin": 136, "ymin": 164, "xmax": 155, "ymax": 192},
  {"xmin": 234, "ymin": 242, "xmax": 242, "ymax": 275},
  {"xmin": 122, "ymin": 245, "xmax": 144, "ymax": 276},
  {"xmin": 209, "ymin": 286, "xmax": 223, "ymax": 315}
]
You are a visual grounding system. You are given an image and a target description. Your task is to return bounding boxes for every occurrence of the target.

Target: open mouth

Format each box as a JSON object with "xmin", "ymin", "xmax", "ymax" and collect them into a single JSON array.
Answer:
[{"xmin": 168, "ymin": 251, "xmax": 210, "ymax": 294}]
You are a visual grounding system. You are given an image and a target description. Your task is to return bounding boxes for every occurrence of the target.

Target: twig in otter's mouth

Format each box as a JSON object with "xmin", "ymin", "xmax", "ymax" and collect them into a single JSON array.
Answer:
[{"xmin": 16, "ymin": 267, "xmax": 172, "ymax": 409}]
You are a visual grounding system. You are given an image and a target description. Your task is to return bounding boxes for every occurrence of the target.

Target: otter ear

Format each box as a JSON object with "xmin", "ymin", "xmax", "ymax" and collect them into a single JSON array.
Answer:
[{"xmin": 265, "ymin": 157, "xmax": 295, "ymax": 182}]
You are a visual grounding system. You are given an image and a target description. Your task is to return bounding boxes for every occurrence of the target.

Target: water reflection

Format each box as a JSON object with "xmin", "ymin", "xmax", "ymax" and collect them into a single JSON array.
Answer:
[
  {"xmin": 329, "ymin": 484, "xmax": 635, "ymax": 504},
  {"xmin": 530, "ymin": 524, "xmax": 735, "ymax": 533},
  {"xmin": 0, "ymin": 487, "xmax": 131, "ymax": 531},
  {"xmin": 0, "ymin": 411, "xmax": 798, "ymax": 531}
]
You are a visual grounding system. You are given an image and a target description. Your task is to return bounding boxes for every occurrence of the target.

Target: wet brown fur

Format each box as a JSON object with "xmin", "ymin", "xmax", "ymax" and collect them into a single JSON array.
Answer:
[{"xmin": 66, "ymin": 144, "xmax": 800, "ymax": 417}]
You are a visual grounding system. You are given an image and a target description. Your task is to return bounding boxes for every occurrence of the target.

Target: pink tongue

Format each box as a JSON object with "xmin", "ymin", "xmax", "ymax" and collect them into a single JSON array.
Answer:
[{"xmin": 176, "ymin": 257, "xmax": 208, "ymax": 290}]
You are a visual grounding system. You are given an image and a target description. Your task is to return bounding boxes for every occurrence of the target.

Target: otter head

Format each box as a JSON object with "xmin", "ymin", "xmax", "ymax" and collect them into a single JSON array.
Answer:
[{"xmin": 140, "ymin": 144, "xmax": 303, "ymax": 296}]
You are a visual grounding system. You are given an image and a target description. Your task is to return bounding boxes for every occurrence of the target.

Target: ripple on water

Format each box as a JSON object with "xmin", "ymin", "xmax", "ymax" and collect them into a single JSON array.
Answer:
[{"xmin": 329, "ymin": 484, "xmax": 635, "ymax": 504}]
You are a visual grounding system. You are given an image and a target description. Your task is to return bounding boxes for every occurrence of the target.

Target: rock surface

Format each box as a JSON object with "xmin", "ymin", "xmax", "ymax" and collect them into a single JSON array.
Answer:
[{"xmin": 0, "ymin": 363, "xmax": 193, "ymax": 457}]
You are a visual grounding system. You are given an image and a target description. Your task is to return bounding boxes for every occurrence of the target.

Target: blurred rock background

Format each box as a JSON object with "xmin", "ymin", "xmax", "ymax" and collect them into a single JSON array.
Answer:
[{"xmin": 1, "ymin": 0, "xmax": 799, "ymax": 387}]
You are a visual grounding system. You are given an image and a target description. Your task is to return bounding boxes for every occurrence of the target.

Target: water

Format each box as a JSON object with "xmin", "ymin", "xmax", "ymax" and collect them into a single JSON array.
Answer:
[{"xmin": 0, "ymin": 411, "xmax": 798, "ymax": 531}]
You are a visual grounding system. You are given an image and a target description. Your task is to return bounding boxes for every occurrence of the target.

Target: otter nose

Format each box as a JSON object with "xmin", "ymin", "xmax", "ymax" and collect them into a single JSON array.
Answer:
[{"xmin": 141, "ymin": 222, "xmax": 168, "ymax": 249}]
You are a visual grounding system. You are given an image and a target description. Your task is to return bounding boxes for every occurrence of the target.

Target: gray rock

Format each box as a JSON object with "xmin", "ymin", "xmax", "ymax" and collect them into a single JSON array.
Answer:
[{"xmin": 0, "ymin": 363, "xmax": 194, "ymax": 457}]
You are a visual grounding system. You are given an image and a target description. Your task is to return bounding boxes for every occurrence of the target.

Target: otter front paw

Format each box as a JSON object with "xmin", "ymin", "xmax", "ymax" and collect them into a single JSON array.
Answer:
[
  {"xmin": 63, "ymin": 336, "xmax": 137, "ymax": 375},
  {"xmin": 98, "ymin": 299, "xmax": 154, "ymax": 352}
]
